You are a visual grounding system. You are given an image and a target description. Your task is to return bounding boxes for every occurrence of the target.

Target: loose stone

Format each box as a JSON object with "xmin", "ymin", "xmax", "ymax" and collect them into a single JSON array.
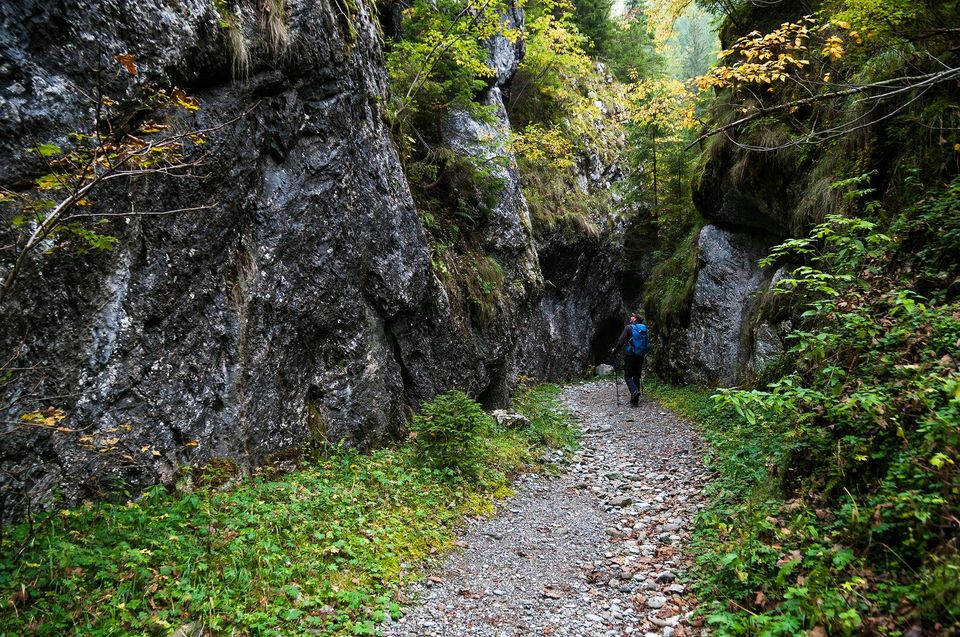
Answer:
[{"xmin": 384, "ymin": 382, "xmax": 708, "ymax": 636}]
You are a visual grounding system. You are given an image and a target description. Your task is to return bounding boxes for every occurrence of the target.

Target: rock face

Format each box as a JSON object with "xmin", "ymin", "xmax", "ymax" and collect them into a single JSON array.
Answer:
[
  {"xmin": 483, "ymin": 0, "xmax": 525, "ymax": 87},
  {"xmin": 521, "ymin": 221, "xmax": 627, "ymax": 379},
  {"xmin": 659, "ymin": 130, "xmax": 795, "ymax": 385},
  {"xmin": 0, "ymin": 0, "xmax": 629, "ymax": 517},
  {"xmin": 441, "ymin": 88, "xmax": 539, "ymax": 263},
  {"xmin": 692, "ymin": 140, "xmax": 795, "ymax": 237},
  {"xmin": 0, "ymin": 0, "xmax": 454, "ymax": 513},
  {"xmin": 678, "ymin": 225, "xmax": 777, "ymax": 385}
]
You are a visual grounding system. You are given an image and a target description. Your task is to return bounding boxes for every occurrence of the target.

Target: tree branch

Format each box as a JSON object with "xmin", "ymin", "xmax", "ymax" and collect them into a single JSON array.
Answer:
[{"xmin": 685, "ymin": 67, "xmax": 960, "ymax": 150}]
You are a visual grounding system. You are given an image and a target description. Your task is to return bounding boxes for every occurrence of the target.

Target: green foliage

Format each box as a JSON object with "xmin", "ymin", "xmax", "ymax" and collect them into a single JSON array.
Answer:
[
  {"xmin": 509, "ymin": 0, "xmax": 633, "ymax": 157},
  {"xmin": 510, "ymin": 382, "xmax": 581, "ymax": 453},
  {"xmin": 602, "ymin": 6, "xmax": 663, "ymax": 82},
  {"xmin": 385, "ymin": 0, "xmax": 510, "ymax": 149},
  {"xmin": 0, "ymin": 384, "xmax": 578, "ymax": 636},
  {"xmin": 571, "ymin": 0, "xmax": 616, "ymax": 53},
  {"xmin": 504, "ymin": 0, "xmax": 636, "ymax": 240},
  {"xmin": 409, "ymin": 390, "xmax": 494, "ymax": 477},
  {"xmin": 667, "ymin": 188, "xmax": 960, "ymax": 634},
  {"xmin": 641, "ymin": 223, "xmax": 701, "ymax": 327},
  {"xmin": 661, "ymin": 1, "xmax": 960, "ymax": 632},
  {"xmin": 621, "ymin": 75, "xmax": 703, "ymax": 330},
  {"xmin": 660, "ymin": 6, "xmax": 718, "ymax": 80},
  {"xmin": 831, "ymin": 0, "xmax": 920, "ymax": 40},
  {"xmin": 893, "ymin": 176, "xmax": 960, "ymax": 291}
]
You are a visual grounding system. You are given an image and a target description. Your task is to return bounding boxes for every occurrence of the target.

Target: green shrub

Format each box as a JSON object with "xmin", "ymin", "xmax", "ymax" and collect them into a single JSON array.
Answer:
[
  {"xmin": 409, "ymin": 390, "xmax": 494, "ymax": 478},
  {"xmin": 674, "ymin": 205, "xmax": 960, "ymax": 634}
]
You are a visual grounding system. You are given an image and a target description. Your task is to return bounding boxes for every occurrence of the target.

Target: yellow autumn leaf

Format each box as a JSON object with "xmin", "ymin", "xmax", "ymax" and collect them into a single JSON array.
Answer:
[{"xmin": 172, "ymin": 88, "xmax": 201, "ymax": 112}]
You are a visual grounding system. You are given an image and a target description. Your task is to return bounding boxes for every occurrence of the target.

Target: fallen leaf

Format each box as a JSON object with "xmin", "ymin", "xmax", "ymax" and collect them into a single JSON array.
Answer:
[
  {"xmin": 113, "ymin": 53, "xmax": 138, "ymax": 76},
  {"xmin": 172, "ymin": 88, "xmax": 200, "ymax": 112}
]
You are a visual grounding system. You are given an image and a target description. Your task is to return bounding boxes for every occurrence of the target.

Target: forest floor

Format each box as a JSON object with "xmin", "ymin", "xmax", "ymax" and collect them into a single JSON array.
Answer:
[{"xmin": 383, "ymin": 380, "xmax": 712, "ymax": 637}]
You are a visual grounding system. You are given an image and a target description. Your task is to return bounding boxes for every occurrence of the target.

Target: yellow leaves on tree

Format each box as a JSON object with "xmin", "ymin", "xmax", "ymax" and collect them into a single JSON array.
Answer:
[
  {"xmin": 172, "ymin": 88, "xmax": 201, "ymax": 112},
  {"xmin": 513, "ymin": 0, "xmax": 631, "ymax": 164},
  {"xmin": 646, "ymin": 0, "xmax": 696, "ymax": 44},
  {"xmin": 20, "ymin": 407, "xmax": 68, "ymax": 430},
  {"xmin": 693, "ymin": 16, "xmax": 857, "ymax": 92},
  {"xmin": 822, "ymin": 36, "xmax": 845, "ymax": 61},
  {"xmin": 629, "ymin": 79, "xmax": 697, "ymax": 137},
  {"xmin": 694, "ymin": 18, "xmax": 817, "ymax": 91},
  {"xmin": 512, "ymin": 124, "xmax": 575, "ymax": 168}
]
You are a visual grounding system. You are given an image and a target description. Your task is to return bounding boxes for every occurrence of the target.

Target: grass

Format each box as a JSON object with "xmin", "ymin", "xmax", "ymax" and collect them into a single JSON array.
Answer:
[{"xmin": 0, "ymin": 384, "xmax": 578, "ymax": 636}]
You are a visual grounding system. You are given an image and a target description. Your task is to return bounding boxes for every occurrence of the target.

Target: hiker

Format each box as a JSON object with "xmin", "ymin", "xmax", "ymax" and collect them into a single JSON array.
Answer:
[{"xmin": 611, "ymin": 312, "xmax": 649, "ymax": 406}]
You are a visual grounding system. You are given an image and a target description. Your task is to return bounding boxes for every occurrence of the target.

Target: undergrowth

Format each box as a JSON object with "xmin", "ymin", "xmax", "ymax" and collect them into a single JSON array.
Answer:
[
  {"xmin": 647, "ymin": 187, "xmax": 960, "ymax": 635},
  {"xmin": 0, "ymin": 384, "xmax": 578, "ymax": 636}
]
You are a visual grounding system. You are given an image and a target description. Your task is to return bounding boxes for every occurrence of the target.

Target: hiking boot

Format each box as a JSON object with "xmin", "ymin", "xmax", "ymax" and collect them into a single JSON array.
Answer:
[{"xmin": 630, "ymin": 391, "xmax": 639, "ymax": 406}]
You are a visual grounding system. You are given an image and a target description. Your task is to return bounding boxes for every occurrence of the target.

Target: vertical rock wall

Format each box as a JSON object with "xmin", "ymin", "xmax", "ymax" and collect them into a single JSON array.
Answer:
[
  {"xmin": 669, "ymin": 225, "xmax": 777, "ymax": 386},
  {"xmin": 0, "ymin": 0, "xmax": 628, "ymax": 517},
  {"xmin": 658, "ymin": 132, "xmax": 793, "ymax": 385}
]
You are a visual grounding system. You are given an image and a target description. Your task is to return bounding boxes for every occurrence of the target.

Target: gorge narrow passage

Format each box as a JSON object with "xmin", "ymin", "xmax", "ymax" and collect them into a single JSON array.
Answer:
[{"xmin": 384, "ymin": 381, "xmax": 712, "ymax": 637}]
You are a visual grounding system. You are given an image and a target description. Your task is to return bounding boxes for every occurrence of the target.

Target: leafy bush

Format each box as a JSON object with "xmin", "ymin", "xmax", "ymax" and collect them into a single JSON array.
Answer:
[
  {"xmin": 409, "ymin": 390, "xmax": 494, "ymax": 477},
  {"xmin": 672, "ymin": 199, "xmax": 960, "ymax": 634}
]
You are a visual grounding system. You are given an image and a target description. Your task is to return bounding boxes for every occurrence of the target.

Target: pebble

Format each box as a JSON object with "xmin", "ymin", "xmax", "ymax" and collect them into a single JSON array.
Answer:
[
  {"xmin": 647, "ymin": 596, "xmax": 667, "ymax": 609},
  {"xmin": 384, "ymin": 382, "xmax": 709, "ymax": 636}
]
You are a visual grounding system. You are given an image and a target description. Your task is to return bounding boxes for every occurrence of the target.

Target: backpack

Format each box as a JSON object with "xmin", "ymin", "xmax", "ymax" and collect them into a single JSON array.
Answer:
[{"xmin": 626, "ymin": 323, "xmax": 648, "ymax": 355}]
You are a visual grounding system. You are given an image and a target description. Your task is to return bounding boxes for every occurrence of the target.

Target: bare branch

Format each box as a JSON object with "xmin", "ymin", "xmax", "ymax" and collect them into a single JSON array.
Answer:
[
  {"xmin": 685, "ymin": 67, "xmax": 960, "ymax": 150},
  {"xmin": 0, "ymin": 102, "xmax": 257, "ymax": 306},
  {"xmin": 63, "ymin": 203, "xmax": 217, "ymax": 221}
]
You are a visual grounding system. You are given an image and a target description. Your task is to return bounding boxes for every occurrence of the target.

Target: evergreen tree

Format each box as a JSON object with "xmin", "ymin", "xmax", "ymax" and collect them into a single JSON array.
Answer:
[
  {"xmin": 603, "ymin": 5, "xmax": 663, "ymax": 81},
  {"xmin": 571, "ymin": 0, "xmax": 616, "ymax": 52}
]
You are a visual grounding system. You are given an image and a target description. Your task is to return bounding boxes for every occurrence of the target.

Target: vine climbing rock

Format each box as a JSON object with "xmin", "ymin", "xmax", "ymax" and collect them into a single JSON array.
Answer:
[{"xmin": 384, "ymin": 381, "xmax": 711, "ymax": 636}]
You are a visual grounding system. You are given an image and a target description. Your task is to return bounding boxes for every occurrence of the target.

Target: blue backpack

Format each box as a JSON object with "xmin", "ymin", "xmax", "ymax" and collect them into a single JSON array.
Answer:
[{"xmin": 626, "ymin": 323, "xmax": 648, "ymax": 355}]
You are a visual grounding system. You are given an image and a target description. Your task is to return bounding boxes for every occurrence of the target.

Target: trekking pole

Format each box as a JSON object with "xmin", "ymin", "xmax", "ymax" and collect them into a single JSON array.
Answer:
[
  {"xmin": 638, "ymin": 355, "xmax": 647, "ymax": 399},
  {"xmin": 610, "ymin": 356, "xmax": 620, "ymax": 407}
]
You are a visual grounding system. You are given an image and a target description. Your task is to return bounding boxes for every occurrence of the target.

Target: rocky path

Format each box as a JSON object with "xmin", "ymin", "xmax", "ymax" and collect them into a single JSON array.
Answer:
[{"xmin": 384, "ymin": 381, "xmax": 712, "ymax": 637}]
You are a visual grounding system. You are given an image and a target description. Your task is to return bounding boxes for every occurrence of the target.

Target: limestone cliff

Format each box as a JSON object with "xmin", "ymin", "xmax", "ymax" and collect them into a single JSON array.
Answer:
[{"xmin": 0, "ymin": 0, "xmax": 629, "ymax": 518}]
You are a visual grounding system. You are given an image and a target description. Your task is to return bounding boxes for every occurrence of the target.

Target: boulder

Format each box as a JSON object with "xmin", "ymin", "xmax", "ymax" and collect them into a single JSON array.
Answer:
[{"xmin": 491, "ymin": 409, "xmax": 530, "ymax": 429}]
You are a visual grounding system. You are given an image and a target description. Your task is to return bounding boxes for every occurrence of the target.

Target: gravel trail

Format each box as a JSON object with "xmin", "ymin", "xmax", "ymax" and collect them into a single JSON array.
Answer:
[{"xmin": 384, "ymin": 381, "xmax": 711, "ymax": 637}]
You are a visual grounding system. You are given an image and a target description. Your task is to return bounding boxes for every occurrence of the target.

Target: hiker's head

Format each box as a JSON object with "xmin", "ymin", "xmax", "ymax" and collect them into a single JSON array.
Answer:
[{"xmin": 629, "ymin": 313, "xmax": 638, "ymax": 324}]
